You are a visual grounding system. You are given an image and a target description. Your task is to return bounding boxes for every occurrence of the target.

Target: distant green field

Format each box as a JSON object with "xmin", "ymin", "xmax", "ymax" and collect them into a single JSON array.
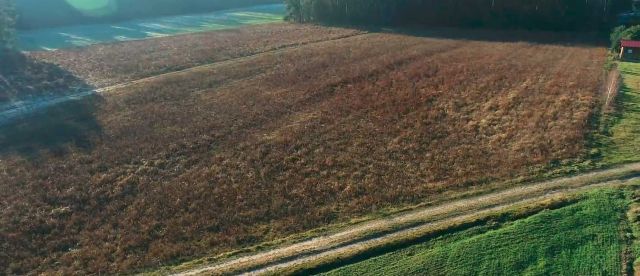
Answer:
[
  {"xmin": 323, "ymin": 189, "xmax": 630, "ymax": 276},
  {"xmin": 17, "ymin": 4, "xmax": 285, "ymax": 51},
  {"xmin": 596, "ymin": 62, "xmax": 640, "ymax": 166}
]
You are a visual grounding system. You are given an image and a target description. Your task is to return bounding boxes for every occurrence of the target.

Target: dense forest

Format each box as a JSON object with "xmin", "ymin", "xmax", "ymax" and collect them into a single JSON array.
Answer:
[
  {"xmin": 16, "ymin": 0, "xmax": 281, "ymax": 29},
  {"xmin": 285, "ymin": 0, "xmax": 632, "ymax": 31}
]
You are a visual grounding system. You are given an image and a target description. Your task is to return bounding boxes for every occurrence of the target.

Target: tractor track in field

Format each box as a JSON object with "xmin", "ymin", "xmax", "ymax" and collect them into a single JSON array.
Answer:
[
  {"xmin": 167, "ymin": 163, "xmax": 640, "ymax": 276},
  {"xmin": 0, "ymin": 32, "xmax": 369, "ymax": 126}
]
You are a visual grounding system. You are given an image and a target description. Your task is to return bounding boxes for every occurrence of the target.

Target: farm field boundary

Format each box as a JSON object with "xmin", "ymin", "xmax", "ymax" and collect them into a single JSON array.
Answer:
[{"xmin": 161, "ymin": 163, "xmax": 640, "ymax": 275}]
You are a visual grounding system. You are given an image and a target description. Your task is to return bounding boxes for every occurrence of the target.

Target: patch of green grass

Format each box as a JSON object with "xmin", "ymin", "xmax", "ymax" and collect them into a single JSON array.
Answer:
[
  {"xmin": 323, "ymin": 189, "xmax": 630, "ymax": 276},
  {"xmin": 596, "ymin": 62, "xmax": 640, "ymax": 166}
]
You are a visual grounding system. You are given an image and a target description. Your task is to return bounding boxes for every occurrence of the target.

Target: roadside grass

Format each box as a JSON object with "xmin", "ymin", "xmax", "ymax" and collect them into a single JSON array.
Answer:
[
  {"xmin": 322, "ymin": 188, "xmax": 631, "ymax": 276},
  {"xmin": 596, "ymin": 61, "xmax": 640, "ymax": 166},
  {"xmin": 627, "ymin": 186, "xmax": 640, "ymax": 272}
]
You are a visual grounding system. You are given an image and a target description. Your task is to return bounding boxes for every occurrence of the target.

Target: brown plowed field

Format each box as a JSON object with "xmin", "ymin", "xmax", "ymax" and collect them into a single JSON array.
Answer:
[
  {"xmin": 1, "ymin": 27, "xmax": 605, "ymax": 274},
  {"xmin": 27, "ymin": 23, "xmax": 364, "ymax": 87}
]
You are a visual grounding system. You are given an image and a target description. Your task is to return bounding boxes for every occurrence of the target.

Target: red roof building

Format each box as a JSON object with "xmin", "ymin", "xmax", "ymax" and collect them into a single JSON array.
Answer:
[
  {"xmin": 620, "ymin": 40, "xmax": 640, "ymax": 60},
  {"xmin": 622, "ymin": 40, "xmax": 640, "ymax": 48}
]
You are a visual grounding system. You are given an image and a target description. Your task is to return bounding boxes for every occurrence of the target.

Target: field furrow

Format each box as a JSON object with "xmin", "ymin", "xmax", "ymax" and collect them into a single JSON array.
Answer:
[{"xmin": 28, "ymin": 23, "xmax": 365, "ymax": 87}]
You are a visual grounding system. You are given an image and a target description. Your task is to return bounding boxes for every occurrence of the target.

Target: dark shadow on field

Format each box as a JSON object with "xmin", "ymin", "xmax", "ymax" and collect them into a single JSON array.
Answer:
[
  {"xmin": 0, "ymin": 51, "xmax": 102, "ymax": 156},
  {"xmin": 0, "ymin": 97, "xmax": 103, "ymax": 156},
  {"xmin": 316, "ymin": 23, "xmax": 608, "ymax": 47},
  {"xmin": 0, "ymin": 51, "xmax": 93, "ymax": 102}
]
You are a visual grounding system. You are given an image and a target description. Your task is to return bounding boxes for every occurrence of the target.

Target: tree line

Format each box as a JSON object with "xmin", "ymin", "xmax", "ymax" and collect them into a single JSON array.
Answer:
[{"xmin": 285, "ymin": 0, "xmax": 632, "ymax": 31}]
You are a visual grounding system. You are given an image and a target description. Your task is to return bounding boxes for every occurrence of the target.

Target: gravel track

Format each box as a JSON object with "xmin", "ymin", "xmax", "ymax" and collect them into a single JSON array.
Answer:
[{"xmin": 169, "ymin": 163, "xmax": 640, "ymax": 276}]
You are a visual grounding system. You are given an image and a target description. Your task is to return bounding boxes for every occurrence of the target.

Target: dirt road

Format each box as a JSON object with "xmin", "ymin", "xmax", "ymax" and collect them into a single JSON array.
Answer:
[{"xmin": 168, "ymin": 163, "xmax": 640, "ymax": 276}]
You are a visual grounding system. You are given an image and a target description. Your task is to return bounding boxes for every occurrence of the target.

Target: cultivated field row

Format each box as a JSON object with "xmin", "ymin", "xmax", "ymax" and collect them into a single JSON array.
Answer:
[
  {"xmin": 1, "ymin": 29, "xmax": 608, "ymax": 274},
  {"xmin": 0, "ymin": 31, "xmax": 368, "ymax": 126},
  {"xmin": 8, "ymin": 24, "xmax": 361, "ymax": 103},
  {"xmin": 29, "ymin": 23, "xmax": 365, "ymax": 87},
  {"xmin": 168, "ymin": 163, "xmax": 640, "ymax": 275}
]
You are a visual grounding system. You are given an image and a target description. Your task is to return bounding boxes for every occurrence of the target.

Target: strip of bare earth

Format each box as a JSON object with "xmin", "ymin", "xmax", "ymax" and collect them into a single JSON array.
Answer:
[
  {"xmin": 159, "ymin": 162, "xmax": 640, "ymax": 276},
  {"xmin": 0, "ymin": 32, "xmax": 369, "ymax": 126}
]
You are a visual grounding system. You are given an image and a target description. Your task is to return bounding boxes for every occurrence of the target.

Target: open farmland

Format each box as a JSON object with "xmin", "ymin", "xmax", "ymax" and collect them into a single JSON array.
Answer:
[
  {"xmin": 0, "ymin": 27, "xmax": 607, "ymax": 274},
  {"xmin": 322, "ymin": 189, "xmax": 631, "ymax": 276},
  {"xmin": 27, "ymin": 23, "xmax": 364, "ymax": 87}
]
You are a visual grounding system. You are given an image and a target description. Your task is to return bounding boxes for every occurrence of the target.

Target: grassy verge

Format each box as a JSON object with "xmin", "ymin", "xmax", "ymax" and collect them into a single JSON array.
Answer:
[
  {"xmin": 626, "ymin": 184, "xmax": 640, "ymax": 273},
  {"xmin": 321, "ymin": 189, "xmax": 632, "ymax": 276},
  {"xmin": 596, "ymin": 62, "xmax": 640, "ymax": 166}
]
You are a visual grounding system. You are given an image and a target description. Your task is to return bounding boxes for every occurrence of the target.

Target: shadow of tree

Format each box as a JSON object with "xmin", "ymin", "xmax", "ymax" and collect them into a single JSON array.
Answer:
[
  {"xmin": 0, "ymin": 97, "xmax": 103, "ymax": 156},
  {"xmin": 0, "ymin": 51, "xmax": 102, "ymax": 156},
  {"xmin": 0, "ymin": 51, "xmax": 93, "ymax": 101}
]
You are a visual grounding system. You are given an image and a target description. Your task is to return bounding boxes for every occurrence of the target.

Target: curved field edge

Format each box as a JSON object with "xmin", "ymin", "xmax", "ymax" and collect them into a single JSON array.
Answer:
[
  {"xmin": 151, "ymin": 164, "xmax": 640, "ymax": 275},
  {"xmin": 321, "ymin": 187, "xmax": 635, "ymax": 276}
]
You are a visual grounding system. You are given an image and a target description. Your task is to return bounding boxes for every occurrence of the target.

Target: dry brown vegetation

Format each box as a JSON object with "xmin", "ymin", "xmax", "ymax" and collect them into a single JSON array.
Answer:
[
  {"xmin": 28, "ymin": 23, "xmax": 363, "ymax": 87},
  {"xmin": 0, "ymin": 52, "xmax": 91, "ymax": 102},
  {"xmin": 0, "ymin": 27, "xmax": 606, "ymax": 274}
]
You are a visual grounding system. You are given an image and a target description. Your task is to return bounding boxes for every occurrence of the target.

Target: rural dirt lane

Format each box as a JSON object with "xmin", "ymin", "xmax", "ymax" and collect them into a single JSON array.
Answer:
[
  {"xmin": 0, "ymin": 32, "xmax": 369, "ymax": 126},
  {"xmin": 169, "ymin": 162, "xmax": 640, "ymax": 276}
]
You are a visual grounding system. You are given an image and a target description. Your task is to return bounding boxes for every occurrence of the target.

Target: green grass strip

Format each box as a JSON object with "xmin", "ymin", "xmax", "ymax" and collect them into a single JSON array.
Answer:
[
  {"xmin": 597, "ymin": 62, "xmax": 640, "ymax": 166},
  {"xmin": 324, "ymin": 189, "xmax": 629, "ymax": 276}
]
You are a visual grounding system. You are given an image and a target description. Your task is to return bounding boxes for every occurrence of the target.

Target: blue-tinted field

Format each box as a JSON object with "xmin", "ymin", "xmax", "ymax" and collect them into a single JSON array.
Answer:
[{"xmin": 18, "ymin": 4, "xmax": 285, "ymax": 51}]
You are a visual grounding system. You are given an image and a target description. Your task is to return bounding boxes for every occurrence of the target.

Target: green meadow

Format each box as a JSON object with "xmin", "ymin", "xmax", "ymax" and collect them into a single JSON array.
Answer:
[
  {"xmin": 323, "ymin": 189, "xmax": 631, "ymax": 276},
  {"xmin": 597, "ymin": 62, "xmax": 640, "ymax": 166}
]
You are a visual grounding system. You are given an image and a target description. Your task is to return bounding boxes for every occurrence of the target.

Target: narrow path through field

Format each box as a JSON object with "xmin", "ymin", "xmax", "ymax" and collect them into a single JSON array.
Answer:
[
  {"xmin": 168, "ymin": 163, "xmax": 640, "ymax": 275},
  {"xmin": 0, "ymin": 32, "xmax": 369, "ymax": 126}
]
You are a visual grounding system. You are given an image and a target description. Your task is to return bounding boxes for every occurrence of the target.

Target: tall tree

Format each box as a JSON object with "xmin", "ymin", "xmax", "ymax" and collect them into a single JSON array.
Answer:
[
  {"xmin": 285, "ymin": 0, "xmax": 303, "ymax": 22},
  {"xmin": 0, "ymin": 0, "xmax": 16, "ymax": 50}
]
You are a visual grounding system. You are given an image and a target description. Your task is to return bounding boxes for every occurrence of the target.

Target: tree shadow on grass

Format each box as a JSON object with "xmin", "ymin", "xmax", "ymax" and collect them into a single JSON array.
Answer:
[{"xmin": 0, "ymin": 52, "xmax": 102, "ymax": 157}]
